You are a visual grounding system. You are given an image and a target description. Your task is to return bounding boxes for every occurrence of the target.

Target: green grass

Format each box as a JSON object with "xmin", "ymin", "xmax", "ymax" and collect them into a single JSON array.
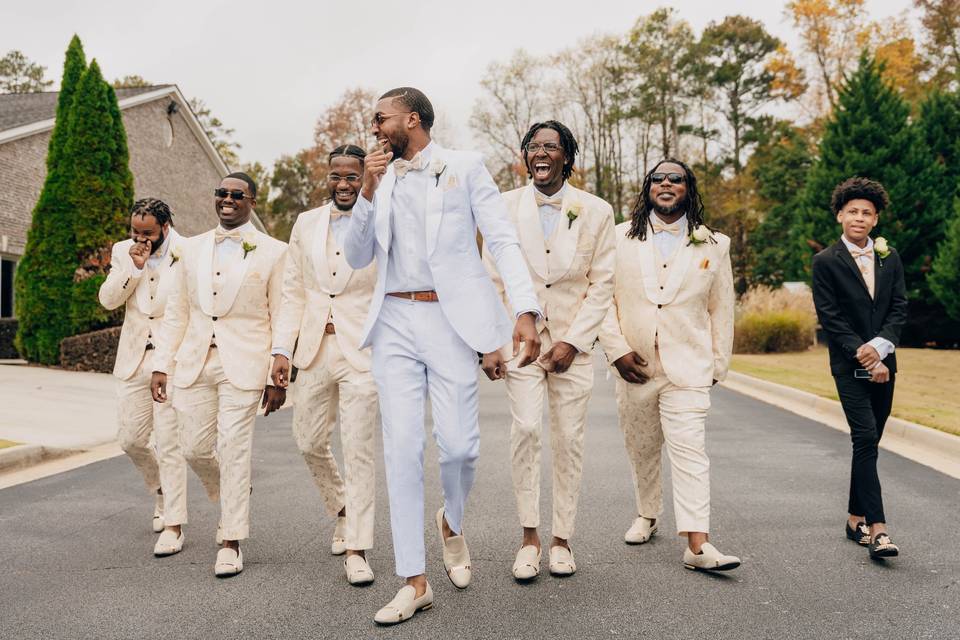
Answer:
[{"xmin": 731, "ymin": 346, "xmax": 960, "ymax": 436}]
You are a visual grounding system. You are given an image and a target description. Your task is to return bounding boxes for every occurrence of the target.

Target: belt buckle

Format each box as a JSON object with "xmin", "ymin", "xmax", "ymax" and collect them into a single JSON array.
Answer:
[{"xmin": 409, "ymin": 292, "xmax": 417, "ymax": 301}]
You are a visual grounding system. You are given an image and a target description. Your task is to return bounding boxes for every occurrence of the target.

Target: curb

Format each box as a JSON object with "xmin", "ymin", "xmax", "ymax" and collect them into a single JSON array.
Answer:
[
  {"xmin": 0, "ymin": 444, "xmax": 76, "ymax": 474},
  {"xmin": 722, "ymin": 370, "xmax": 960, "ymax": 480}
]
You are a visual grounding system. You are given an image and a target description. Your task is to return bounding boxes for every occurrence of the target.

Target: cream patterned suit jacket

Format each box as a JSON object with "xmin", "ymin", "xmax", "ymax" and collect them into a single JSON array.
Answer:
[
  {"xmin": 154, "ymin": 227, "xmax": 287, "ymax": 391},
  {"xmin": 99, "ymin": 231, "xmax": 183, "ymax": 380},
  {"xmin": 484, "ymin": 183, "xmax": 616, "ymax": 360},
  {"xmin": 599, "ymin": 220, "xmax": 735, "ymax": 388},
  {"xmin": 273, "ymin": 203, "xmax": 377, "ymax": 372}
]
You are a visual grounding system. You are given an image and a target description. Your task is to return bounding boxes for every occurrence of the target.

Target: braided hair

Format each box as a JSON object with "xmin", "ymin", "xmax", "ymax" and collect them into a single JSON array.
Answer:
[
  {"xmin": 380, "ymin": 87, "xmax": 435, "ymax": 132},
  {"xmin": 520, "ymin": 120, "xmax": 579, "ymax": 182},
  {"xmin": 131, "ymin": 197, "xmax": 173, "ymax": 226},
  {"xmin": 627, "ymin": 159, "xmax": 706, "ymax": 241},
  {"xmin": 328, "ymin": 144, "xmax": 366, "ymax": 165}
]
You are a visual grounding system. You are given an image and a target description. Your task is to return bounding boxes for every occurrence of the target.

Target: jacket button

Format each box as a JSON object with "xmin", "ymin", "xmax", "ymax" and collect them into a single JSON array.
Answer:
[
  {"xmin": 660, "ymin": 286, "xmax": 664, "ymax": 290},
  {"xmin": 213, "ymin": 292, "xmax": 217, "ymax": 296},
  {"xmin": 332, "ymin": 271, "xmax": 336, "ymax": 276},
  {"xmin": 657, "ymin": 304, "xmax": 662, "ymax": 309},
  {"xmin": 545, "ymin": 316, "xmax": 549, "ymax": 321},
  {"xmin": 545, "ymin": 284, "xmax": 551, "ymax": 288},
  {"xmin": 329, "ymin": 294, "xmax": 335, "ymax": 298},
  {"xmin": 336, "ymin": 251, "xmax": 340, "ymax": 256},
  {"xmin": 216, "ymin": 271, "xmax": 221, "ymax": 276},
  {"xmin": 149, "ymin": 316, "xmax": 154, "ymax": 320},
  {"xmin": 546, "ymin": 249, "xmax": 551, "ymax": 254},
  {"xmin": 212, "ymin": 316, "xmax": 218, "ymax": 321},
  {"xmin": 150, "ymin": 277, "xmax": 154, "ymax": 282},
  {"xmin": 663, "ymin": 263, "xmax": 668, "ymax": 268}
]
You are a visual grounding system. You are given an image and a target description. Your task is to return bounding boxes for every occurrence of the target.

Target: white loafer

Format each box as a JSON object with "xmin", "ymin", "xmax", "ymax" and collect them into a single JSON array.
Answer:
[
  {"xmin": 214, "ymin": 547, "xmax": 244, "ymax": 577},
  {"xmin": 549, "ymin": 545, "xmax": 577, "ymax": 576},
  {"xmin": 215, "ymin": 522, "xmax": 223, "ymax": 546},
  {"xmin": 436, "ymin": 508, "xmax": 471, "ymax": 588},
  {"xmin": 344, "ymin": 554, "xmax": 374, "ymax": 585},
  {"xmin": 331, "ymin": 516, "xmax": 347, "ymax": 556},
  {"xmin": 153, "ymin": 529, "xmax": 184, "ymax": 557},
  {"xmin": 683, "ymin": 542, "xmax": 741, "ymax": 571},
  {"xmin": 374, "ymin": 584, "xmax": 433, "ymax": 625},
  {"xmin": 152, "ymin": 494, "xmax": 165, "ymax": 533},
  {"xmin": 512, "ymin": 545, "xmax": 541, "ymax": 581},
  {"xmin": 625, "ymin": 516, "xmax": 658, "ymax": 544}
]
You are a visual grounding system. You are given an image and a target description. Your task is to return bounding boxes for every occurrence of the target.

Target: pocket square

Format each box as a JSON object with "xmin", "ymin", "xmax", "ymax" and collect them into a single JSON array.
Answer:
[
  {"xmin": 699, "ymin": 258, "xmax": 711, "ymax": 269},
  {"xmin": 443, "ymin": 175, "xmax": 460, "ymax": 191}
]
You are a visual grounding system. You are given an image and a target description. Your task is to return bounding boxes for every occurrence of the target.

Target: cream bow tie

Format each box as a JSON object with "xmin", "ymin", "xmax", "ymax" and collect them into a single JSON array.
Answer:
[
  {"xmin": 214, "ymin": 228, "xmax": 242, "ymax": 243},
  {"xmin": 849, "ymin": 247, "xmax": 874, "ymax": 260},
  {"xmin": 535, "ymin": 191, "xmax": 563, "ymax": 210},
  {"xmin": 330, "ymin": 208, "xmax": 352, "ymax": 221},
  {"xmin": 393, "ymin": 153, "xmax": 424, "ymax": 178},
  {"xmin": 651, "ymin": 220, "xmax": 682, "ymax": 235}
]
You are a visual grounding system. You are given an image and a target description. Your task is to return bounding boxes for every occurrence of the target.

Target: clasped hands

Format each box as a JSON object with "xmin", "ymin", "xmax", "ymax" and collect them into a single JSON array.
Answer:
[
  {"xmin": 480, "ymin": 312, "xmax": 545, "ymax": 380},
  {"xmin": 855, "ymin": 344, "xmax": 890, "ymax": 383},
  {"xmin": 150, "ymin": 370, "xmax": 287, "ymax": 416}
]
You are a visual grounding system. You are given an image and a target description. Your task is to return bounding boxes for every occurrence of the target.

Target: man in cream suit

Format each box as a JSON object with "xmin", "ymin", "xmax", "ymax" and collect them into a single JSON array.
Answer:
[
  {"xmin": 344, "ymin": 87, "xmax": 542, "ymax": 625},
  {"xmin": 599, "ymin": 160, "xmax": 740, "ymax": 572},
  {"xmin": 99, "ymin": 198, "xmax": 197, "ymax": 555},
  {"xmin": 482, "ymin": 121, "xmax": 614, "ymax": 580},
  {"xmin": 151, "ymin": 172, "xmax": 287, "ymax": 577},
  {"xmin": 271, "ymin": 145, "xmax": 379, "ymax": 586}
]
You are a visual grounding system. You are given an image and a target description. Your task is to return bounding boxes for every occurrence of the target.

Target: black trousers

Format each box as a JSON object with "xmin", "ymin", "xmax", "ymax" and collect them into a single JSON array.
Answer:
[{"xmin": 833, "ymin": 373, "xmax": 895, "ymax": 525}]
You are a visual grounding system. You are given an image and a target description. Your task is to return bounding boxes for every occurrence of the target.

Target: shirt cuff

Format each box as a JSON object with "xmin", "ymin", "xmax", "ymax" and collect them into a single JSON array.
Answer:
[
  {"xmin": 131, "ymin": 265, "xmax": 144, "ymax": 277},
  {"xmin": 517, "ymin": 308, "xmax": 542, "ymax": 322},
  {"xmin": 867, "ymin": 337, "xmax": 895, "ymax": 361},
  {"xmin": 271, "ymin": 348, "xmax": 292, "ymax": 360}
]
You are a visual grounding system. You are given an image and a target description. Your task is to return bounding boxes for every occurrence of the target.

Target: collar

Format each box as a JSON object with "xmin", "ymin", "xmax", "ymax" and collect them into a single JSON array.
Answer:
[
  {"xmin": 650, "ymin": 211, "xmax": 687, "ymax": 231},
  {"xmin": 841, "ymin": 234, "xmax": 873, "ymax": 253},
  {"xmin": 533, "ymin": 182, "xmax": 567, "ymax": 204},
  {"xmin": 215, "ymin": 220, "xmax": 256, "ymax": 236}
]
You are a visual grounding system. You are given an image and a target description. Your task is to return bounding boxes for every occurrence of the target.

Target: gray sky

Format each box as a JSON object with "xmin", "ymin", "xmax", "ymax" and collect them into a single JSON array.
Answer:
[{"xmin": 1, "ymin": 0, "xmax": 913, "ymax": 167}]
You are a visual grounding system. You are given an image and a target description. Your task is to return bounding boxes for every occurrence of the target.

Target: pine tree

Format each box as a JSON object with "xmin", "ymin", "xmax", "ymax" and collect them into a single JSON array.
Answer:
[
  {"xmin": 929, "ymin": 202, "xmax": 960, "ymax": 323},
  {"xmin": 67, "ymin": 60, "xmax": 134, "ymax": 335},
  {"xmin": 13, "ymin": 36, "xmax": 86, "ymax": 363}
]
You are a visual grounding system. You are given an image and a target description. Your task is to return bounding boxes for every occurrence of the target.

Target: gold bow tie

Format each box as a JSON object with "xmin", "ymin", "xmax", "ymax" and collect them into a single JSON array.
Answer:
[
  {"xmin": 535, "ymin": 191, "xmax": 563, "ymax": 210},
  {"xmin": 651, "ymin": 220, "xmax": 682, "ymax": 235},
  {"xmin": 393, "ymin": 153, "xmax": 424, "ymax": 178},
  {"xmin": 330, "ymin": 209, "xmax": 352, "ymax": 221},
  {"xmin": 214, "ymin": 228, "xmax": 242, "ymax": 244},
  {"xmin": 849, "ymin": 247, "xmax": 874, "ymax": 260}
]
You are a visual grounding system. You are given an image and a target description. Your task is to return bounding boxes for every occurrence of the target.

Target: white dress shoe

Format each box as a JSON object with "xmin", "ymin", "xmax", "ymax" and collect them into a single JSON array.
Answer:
[
  {"xmin": 152, "ymin": 494, "xmax": 165, "ymax": 533},
  {"xmin": 331, "ymin": 516, "xmax": 347, "ymax": 555},
  {"xmin": 683, "ymin": 542, "xmax": 741, "ymax": 571},
  {"xmin": 215, "ymin": 522, "xmax": 224, "ymax": 546},
  {"xmin": 549, "ymin": 545, "xmax": 577, "ymax": 576},
  {"xmin": 214, "ymin": 547, "xmax": 244, "ymax": 577},
  {"xmin": 436, "ymin": 508, "xmax": 471, "ymax": 588},
  {"xmin": 344, "ymin": 554, "xmax": 374, "ymax": 585},
  {"xmin": 512, "ymin": 545, "xmax": 541, "ymax": 581},
  {"xmin": 374, "ymin": 583, "xmax": 433, "ymax": 626},
  {"xmin": 625, "ymin": 516, "xmax": 658, "ymax": 545},
  {"xmin": 153, "ymin": 529, "xmax": 184, "ymax": 557}
]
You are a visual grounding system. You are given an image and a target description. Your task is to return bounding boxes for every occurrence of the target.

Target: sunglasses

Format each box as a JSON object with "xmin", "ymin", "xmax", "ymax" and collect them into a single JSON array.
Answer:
[
  {"xmin": 214, "ymin": 188, "xmax": 252, "ymax": 200},
  {"xmin": 650, "ymin": 172, "xmax": 685, "ymax": 185},
  {"xmin": 370, "ymin": 111, "xmax": 412, "ymax": 127}
]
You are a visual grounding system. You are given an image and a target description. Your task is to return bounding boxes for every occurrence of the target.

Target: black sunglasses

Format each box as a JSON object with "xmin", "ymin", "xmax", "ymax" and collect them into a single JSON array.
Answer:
[
  {"xmin": 650, "ymin": 172, "xmax": 685, "ymax": 185},
  {"xmin": 214, "ymin": 188, "xmax": 252, "ymax": 200}
]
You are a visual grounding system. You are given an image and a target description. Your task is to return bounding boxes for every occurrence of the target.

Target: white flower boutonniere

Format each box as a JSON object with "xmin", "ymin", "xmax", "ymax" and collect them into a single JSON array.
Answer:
[
  {"xmin": 566, "ymin": 203, "xmax": 583, "ymax": 229},
  {"xmin": 688, "ymin": 224, "xmax": 714, "ymax": 246},
  {"xmin": 874, "ymin": 236, "xmax": 890, "ymax": 259},
  {"xmin": 169, "ymin": 246, "xmax": 181, "ymax": 267},
  {"xmin": 241, "ymin": 232, "xmax": 258, "ymax": 260},
  {"xmin": 430, "ymin": 158, "xmax": 447, "ymax": 186}
]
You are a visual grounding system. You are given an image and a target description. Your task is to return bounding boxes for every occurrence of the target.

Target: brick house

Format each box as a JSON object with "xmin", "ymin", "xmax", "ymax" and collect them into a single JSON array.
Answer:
[{"xmin": 0, "ymin": 85, "xmax": 262, "ymax": 319}]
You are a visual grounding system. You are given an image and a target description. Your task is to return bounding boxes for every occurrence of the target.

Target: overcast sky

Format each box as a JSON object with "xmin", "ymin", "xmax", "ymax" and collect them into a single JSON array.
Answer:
[{"xmin": 2, "ymin": 0, "xmax": 913, "ymax": 167}]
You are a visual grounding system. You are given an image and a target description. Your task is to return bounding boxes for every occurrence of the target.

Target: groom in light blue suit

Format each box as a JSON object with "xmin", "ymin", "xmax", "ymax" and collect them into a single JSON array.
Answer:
[{"xmin": 345, "ymin": 87, "xmax": 541, "ymax": 625}]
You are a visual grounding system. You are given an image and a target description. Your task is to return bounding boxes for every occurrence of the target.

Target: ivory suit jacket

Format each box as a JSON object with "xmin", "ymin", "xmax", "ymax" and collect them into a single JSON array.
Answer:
[
  {"xmin": 99, "ymin": 230, "xmax": 183, "ymax": 380},
  {"xmin": 154, "ymin": 226, "xmax": 287, "ymax": 391},
  {"xmin": 273, "ymin": 203, "xmax": 378, "ymax": 372},
  {"xmin": 599, "ymin": 221, "xmax": 735, "ymax": 388},
  {"xmin": 484, "ymin": 183, "xmax": 616, "ymax": 360},
  {"xmin": 343, "ymin": 144, "xmax": 540, "ymax": 354}
]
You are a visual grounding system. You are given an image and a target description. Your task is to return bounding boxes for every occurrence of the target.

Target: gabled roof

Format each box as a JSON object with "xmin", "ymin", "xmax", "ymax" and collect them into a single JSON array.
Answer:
[{"xmin": 0, "ymin": 85, "xmax": 165, "ymax": 132}]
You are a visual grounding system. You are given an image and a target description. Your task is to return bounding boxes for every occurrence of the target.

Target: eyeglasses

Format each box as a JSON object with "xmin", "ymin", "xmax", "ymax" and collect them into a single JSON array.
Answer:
[
  {"xmin": 650, "ymin": 172, "xmax": 685, "ymax": 185},
  {"xmin": 214, "ymin": 188, "xmax": 252, "ymax": 200},
  {"xmin": 371, "ymin": 111, "xmax": 412, "ymax": 127},
  {"xmin": 524, "ymin": 142, "xmax": 562, "ymax": 154},
  {"xmin": 328, "ymin": 174, "xmax": 361, "ymax": 184}
]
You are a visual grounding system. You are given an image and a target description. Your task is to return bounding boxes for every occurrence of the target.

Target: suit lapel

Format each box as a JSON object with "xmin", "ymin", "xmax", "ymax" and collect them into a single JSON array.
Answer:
[
  {"xmin": 197, "ymin": 231, "xmax": 216, "ymax": 316},
  {"xmin": 834, "ymin": 241, "xmax": 870, "ymax": 296},
  {"xmin": 311, "ymin": 204, "xmax": 333, "ymax": 291},
  {"xmin": 660, "ymin": 237, "xmax": 696, "ymax": 305},
  {"xmin": 425, "ymin": 146, "xmax": 445, "ymax": 256},
  {"xmin": 375, "ymin": 169, "xmax": 396, "ymax": 252},
  {"xmin": 216, "ymin": 232, "xmax": 256, "ymax": 316},
  {"xmin": 635, "ymin": 230, "xmax": 661, "ymax": 304},
  {"xmin": 517, "ymin": 185, "xmax": 548, "ymax": 281},
  {"xmin": 547, "ymin": 186, "xmax": 581, "ymax": 283}
]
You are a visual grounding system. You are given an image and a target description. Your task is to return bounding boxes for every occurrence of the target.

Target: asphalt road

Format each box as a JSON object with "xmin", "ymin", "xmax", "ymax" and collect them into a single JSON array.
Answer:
[{"xmin": 2, "ymin": 359, "xmax": 958, "ymax": 640}]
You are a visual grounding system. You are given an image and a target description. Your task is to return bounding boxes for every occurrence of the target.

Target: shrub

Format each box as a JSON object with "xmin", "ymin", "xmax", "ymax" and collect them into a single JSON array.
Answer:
[
  {"xmin": 734, "ymin": 285, "xmax": 817, "ymax": 353},
  {"xmin": 59, "ymin": 326, "xmax": 120, "ymax": 373},
  {"xmin": 0, "ymin": 319, "xmax": 18, "ymax": 359}
]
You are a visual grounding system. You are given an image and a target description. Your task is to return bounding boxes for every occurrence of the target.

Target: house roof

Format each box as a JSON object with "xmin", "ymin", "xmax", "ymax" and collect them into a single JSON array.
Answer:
[{"xmin": 0, "ymin": 85, "xmax": 167, "ymax": 132}]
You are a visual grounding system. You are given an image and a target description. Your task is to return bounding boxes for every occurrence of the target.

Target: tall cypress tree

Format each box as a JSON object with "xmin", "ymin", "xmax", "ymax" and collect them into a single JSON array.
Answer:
[
  {"xmin": 929, "ymin": 203, "xmax": 960, "ymax": 325},
  {"xmin": 14, "ymin": 36, "xmax": 86, "ymax": 363},
  {"xmin": 67, "ymin": 60, "xmax": 134, "ymax": 335}
]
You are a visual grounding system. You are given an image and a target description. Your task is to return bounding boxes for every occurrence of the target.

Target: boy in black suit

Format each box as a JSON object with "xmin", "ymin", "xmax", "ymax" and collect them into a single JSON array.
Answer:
[{"xmin": 812, "ymin": 177, "xmax": 907, "ymax": 560}]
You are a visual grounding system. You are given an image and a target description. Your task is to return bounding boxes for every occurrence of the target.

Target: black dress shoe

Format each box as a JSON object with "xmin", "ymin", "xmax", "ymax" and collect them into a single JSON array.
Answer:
[
  {"xmin": 869, "ymin": 533, "xmax": 899, "ymax": 559},
  {"xmin": 846, "ymin": 520, "xmax": 870, "ymax": 545}
]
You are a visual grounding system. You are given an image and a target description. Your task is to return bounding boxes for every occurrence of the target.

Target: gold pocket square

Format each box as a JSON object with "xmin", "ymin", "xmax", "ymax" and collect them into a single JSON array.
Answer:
[
  {"xmin": 699, "ymin": 258, "xmax": 711, "ymax": 269},
  {"xmin": 443, "ymin": 175, "xmax": 460, "ymax": 191}
]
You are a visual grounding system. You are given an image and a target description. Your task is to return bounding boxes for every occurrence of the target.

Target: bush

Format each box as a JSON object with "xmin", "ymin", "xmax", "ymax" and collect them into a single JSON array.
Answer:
[
  {"xmin": 734, "ymin": 285, "xmax": 817, "ymax": 353},
  {"xmin": 0, "ymin": 318, "xmax": 18, "ymax": 359},
  {"xmin": 59, "ymin": 326, "xmax": 120, "ymax": 373}
]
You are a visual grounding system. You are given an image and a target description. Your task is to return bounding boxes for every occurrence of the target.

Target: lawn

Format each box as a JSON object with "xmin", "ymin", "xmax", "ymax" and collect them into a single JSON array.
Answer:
[
  {"xmin": 0, "ymin": 439, "xmax": 20, "ymax": 450},
  {"xmin": 731, "ymin": 346, "xmax": 960, "ymax": 436}
]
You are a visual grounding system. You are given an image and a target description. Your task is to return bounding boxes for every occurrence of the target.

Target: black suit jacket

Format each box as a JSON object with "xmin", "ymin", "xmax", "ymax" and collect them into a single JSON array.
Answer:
[{"xmin": 811, "ymin": 240, "xmax": 908, "ymax": 376}]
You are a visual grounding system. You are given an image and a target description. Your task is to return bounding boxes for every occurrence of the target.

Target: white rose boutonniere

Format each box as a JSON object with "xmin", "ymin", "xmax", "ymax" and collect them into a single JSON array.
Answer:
[
  {"xmin": 566, "ymin": 203, "xmax": 583, "ymax": 230},
  {"xmin": 688, "ymin": 224, "xmax": 714, "ymax": 245},
  {"xmin": 430, "ymin": 158, "xmax": 447, "ymax": 186},
  {"xmin": 241, "ymin": 232, "xmax": 258, "ymax": 259},
  {"xmin": 874, "ymin": 236, "xmax": 890, "ymax": 259},
  {"xmin": 169, "ymin": 246, "xmax": 181, "ymax": 267}
]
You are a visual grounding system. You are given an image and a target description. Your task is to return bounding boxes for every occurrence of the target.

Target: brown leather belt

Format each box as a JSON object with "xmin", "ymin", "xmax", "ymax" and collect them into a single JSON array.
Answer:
[
  {"xmin": 324, "ymin": 322, "xmax": 336, "ymax": 334},
  {"xmin": 387, "ymin": 290, "xmax": 439, "ymax": 302}
]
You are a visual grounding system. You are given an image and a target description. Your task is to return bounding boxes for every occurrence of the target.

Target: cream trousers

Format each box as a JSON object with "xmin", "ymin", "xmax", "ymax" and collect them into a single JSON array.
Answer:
[{"xmin": 292, "ymin": 337, "xmax": 378, "ymax": 551}]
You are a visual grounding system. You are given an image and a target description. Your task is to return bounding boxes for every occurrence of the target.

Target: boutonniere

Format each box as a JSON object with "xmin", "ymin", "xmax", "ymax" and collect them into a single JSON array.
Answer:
[
  {"xmin": 168, "ymin": 246, "xmax": 180, "ymax": 267},
  {"xmin": 688, "ymin": 224, "xmax": 715, "ymax": 246},
  {"xmin": 566, "ymin": 203, "xmax": 583, "ymax": 229},
  {"xmin": 874, "ymin": 236, "xmax": 890, "ymax": 259},
  {"xmin": 430, "ymin": 158, "xmax": 447, "ymax": 186},
  {"xmin": 241, "ymin": 232, "xmax": 258, "ymax": 260}
]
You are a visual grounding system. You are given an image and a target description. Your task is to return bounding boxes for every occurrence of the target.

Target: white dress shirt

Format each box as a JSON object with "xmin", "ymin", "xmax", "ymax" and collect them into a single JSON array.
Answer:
[
  {"xmin": 384, "ymin": 142, "xmax": 436, "ymax": 294},
  {"xmin": 535, "ymin": 183, "xmax": 567, "ymax": 239},
  {"xmin": 329, "ymin": 209, "xmax": 351, "ymax": 247},
  {"xmin": 840, "ymin": 234, "xmax": 894, "ymax": 361},
  {"xmin": 650, "ymin": 212, "xmax": 687, "ymax": 258}
]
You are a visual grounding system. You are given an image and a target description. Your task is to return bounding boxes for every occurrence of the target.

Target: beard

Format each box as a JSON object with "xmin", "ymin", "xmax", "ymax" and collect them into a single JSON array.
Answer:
[
  {"xmin": 652, "ymin": 197, "xmax": 688, "ymax": 217},
  {"xmin": 386, "ymin": 129, "xmax": 409, "ymax": 161},
  {"xmin": 332, "ymin": 197, "xmax": 355, "ymax": 212},
  {"xmin": 150, "ymin": 230, "xmax": 166, "ymax": 254}
]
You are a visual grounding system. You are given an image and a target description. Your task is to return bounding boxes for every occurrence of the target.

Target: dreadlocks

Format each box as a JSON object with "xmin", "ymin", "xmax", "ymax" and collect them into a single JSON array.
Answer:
[
  {"xmin": 328, "ymin": 144, "xmax": 366, "ymax": 165},
  {"xmin": 627, "ymin": 159, "xmax": 706, "ymax": 241},
  {"xmin": 520, "ymin": 120, "xmax": 579, "ymax": 181},
  {"xmin": 130, "ymin": 197, "xmax": 173, "ymax": 226}
]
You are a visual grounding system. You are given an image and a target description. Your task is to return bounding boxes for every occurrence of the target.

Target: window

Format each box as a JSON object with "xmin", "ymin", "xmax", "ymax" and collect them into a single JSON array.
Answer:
[{"xmin": 1, "ymin": 258, "xmax": 16, "ymax": 318}]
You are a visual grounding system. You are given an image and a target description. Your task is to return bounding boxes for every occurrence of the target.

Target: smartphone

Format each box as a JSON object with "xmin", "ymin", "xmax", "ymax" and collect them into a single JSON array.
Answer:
[{"xmin": 854, "ymin": 369, "xmax": 872, "ymax": 379}]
